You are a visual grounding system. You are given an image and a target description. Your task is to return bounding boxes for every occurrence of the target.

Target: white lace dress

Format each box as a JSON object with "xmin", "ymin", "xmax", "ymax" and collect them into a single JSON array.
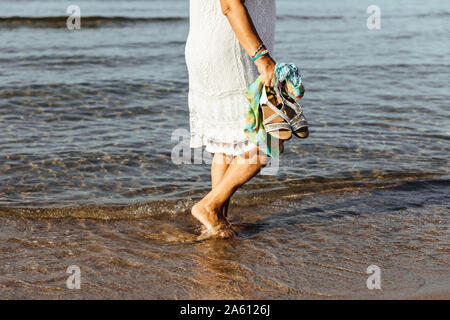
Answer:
[{"xmin": 185, "ymin": 0, "xmax": 276, "ymax": 156}]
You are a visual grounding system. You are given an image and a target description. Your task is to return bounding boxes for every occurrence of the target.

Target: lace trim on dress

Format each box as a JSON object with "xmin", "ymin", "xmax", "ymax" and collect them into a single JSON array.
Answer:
[
  {"xmin": 190, "ymin": 133, "xmax": 256, "ymax": 156},
  {"xmin": 188, "ymin": 87, "xmax": 257, "ymax": 155}
]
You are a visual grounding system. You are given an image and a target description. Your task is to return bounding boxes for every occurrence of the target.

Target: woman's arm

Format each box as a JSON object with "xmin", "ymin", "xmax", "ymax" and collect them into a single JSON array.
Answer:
[{"xmin": 220, "ymin": 0, "xmax": 276, "ymax": 87}]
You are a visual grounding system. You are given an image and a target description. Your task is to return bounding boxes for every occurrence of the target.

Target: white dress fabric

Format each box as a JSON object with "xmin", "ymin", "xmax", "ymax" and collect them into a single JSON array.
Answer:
[{"xmin": 185, "ymin": 0, "xmax": 276, "ymax": 156}]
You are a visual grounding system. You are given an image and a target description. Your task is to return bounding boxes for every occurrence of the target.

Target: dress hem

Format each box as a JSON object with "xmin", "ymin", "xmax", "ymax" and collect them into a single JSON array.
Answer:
[{"xmin": 190, "ymin": 134, "xmax": 256, "ymax": 156}]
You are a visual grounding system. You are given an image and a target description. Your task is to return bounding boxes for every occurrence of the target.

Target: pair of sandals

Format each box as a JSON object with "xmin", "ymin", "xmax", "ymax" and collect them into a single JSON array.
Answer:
[{"xmin": 260, "ymin": 83, "xmax": 309, "ymax": 140}]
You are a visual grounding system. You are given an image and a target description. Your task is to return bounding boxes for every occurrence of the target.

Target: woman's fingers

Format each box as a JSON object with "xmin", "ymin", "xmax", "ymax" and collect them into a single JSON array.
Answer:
[
  {"xmin": 270, "ymin": 76, "xmax": 275, "ymax": 87},
  {"xmin": 265, "ymin": 73, "xmax": 275, "ymax": 87},
  {"xmin": 266, "ymin": 68, "xmax": 275, "ymax": 87}
]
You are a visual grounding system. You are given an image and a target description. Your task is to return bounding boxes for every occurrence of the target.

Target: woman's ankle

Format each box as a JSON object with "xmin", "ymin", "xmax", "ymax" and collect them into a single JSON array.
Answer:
[{"xmin": 203, "ymin": 200, "xmax": 221, "ymax": 216}]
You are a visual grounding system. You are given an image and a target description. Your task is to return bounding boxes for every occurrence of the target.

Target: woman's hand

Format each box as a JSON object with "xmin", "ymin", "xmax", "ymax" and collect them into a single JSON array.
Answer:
[{"xmin": 254, "ymin": 54, "xmax": 276, "ymax": 87}]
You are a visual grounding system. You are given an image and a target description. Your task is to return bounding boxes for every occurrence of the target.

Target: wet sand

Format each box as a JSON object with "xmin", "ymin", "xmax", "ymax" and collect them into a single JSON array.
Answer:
[
  {"xmin": 1, "ymin": 179, "xmax": 448, "ymax": 299},
  {"xmin": 1, "ymin": 0, "xmax": 449, "ymax": 299}
]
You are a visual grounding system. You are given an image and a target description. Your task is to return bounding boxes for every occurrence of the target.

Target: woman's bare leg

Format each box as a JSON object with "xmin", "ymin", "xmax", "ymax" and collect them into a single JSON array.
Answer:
[
  {"xmin": 211, "ymin": 153, "xmax": 233, "ymax": 218},
  {"xmin": 192, "ymin": 147, "xmax": 269, "ymax": 237}
]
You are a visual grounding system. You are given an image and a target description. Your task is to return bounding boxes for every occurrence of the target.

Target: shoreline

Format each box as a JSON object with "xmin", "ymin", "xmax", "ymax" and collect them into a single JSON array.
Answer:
[{"xmin": 1, "ymin": 180, "xmax": 448, "ymax": 299}]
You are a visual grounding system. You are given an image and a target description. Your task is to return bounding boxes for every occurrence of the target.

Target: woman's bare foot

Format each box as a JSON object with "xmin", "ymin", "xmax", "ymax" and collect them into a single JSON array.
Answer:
[
  {"xmin": 192, "ymin": 201, "xmax": 237, "ymax": 239},
  {"xmin": 214, "ymin": 219, "xmax": 237, "ymax": 239}
]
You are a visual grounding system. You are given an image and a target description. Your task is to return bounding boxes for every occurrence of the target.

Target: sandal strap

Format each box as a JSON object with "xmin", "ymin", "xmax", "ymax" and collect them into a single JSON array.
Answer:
[
  {"xmin": 263, "ymin": 111, "xmax": 283, "ymax": 125},
  {"xmin": 264, "ymin": 121, "xmax": 292, "ymax": 132},
  {"xmin": 261, "ymin": 91, "xmax": 291, "ymax": 124},
  {"xmin": 289, "ymin": 110, "xmax": 308, "ymax": 130},
  {"xmin": 281, "ymin": 95, "xmax": 303, "ymax": 113},
  {"xmin": 289, "ymin": 112, "xmax": 306, "ymax": 123},
  {"xmin": 275, "ymin": 85, "xmax": 304, "ymax": 113},
  {"xmin": 290, "ymin": 120, "xmax": 309, "ymax": 131},
  {"xmin": 263, "ymin": 113, "xmax": 276, "ymax": 125}
]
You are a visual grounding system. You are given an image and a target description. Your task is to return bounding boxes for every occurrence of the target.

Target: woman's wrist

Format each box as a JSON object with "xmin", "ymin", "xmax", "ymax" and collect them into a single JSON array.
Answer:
[
  {"xmin": 252, "ymin": 49, "xmax": 269, "ymax": 62},
  {"xmin": 254, "ymin": 53, "xmax": 275, "ymax": 67},
  {"xmin": 251, "ymin": 43, "xmax": 265, "ymax": 58}
]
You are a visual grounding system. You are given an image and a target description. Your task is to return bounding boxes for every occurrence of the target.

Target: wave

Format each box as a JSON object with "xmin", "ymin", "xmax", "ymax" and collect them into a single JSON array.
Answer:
[
  {"xmin": 0, "ymin": 16, "xmax": 187, "ymax": 28},
  {"xmin": 415, "ymin": 12, "xmax": 450, "ymax": 18},
  {"xmin": 0, "ymin": 173, "xmax": 447, "ymax": 220},
  {"xmin": 2, "ymin": 11, "xmax": 447, "ymax": 29},
  {"xmin": 0, "ymin": 15, "xmax": 343, "ymax": 28},
  {"xmin": 278, "ymin": 14, "xmax": 345, "ymax": 21},
  {"xmin": 279, "ymin": 12, "xmax": 450, "ymax": 21}
]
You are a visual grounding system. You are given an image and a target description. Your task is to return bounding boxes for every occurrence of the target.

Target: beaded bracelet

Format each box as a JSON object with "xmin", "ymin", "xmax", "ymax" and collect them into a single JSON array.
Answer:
[
  {"xmin": 252, "ymin": 49, "xmax": 269, "ymax": 62},
  {"xmin": 251, "ymin": 44, "xmax": 265, "ymax": 58}
]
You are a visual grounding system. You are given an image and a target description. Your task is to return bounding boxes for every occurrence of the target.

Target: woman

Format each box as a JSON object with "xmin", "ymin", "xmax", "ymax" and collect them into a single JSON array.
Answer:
[{"xmin": 185, "ymin": 0, "xmax": 277, "ymax": 238}]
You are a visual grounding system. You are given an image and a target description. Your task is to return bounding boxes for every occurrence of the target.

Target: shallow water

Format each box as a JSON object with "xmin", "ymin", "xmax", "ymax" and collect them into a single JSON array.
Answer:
[
  {"xmin": 0, "ymin": 0, "xmax": 449, "ymax": 299},
  {"xmin": 1, "ymin": 180, "xmax": 449, "ymax": 299}
]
